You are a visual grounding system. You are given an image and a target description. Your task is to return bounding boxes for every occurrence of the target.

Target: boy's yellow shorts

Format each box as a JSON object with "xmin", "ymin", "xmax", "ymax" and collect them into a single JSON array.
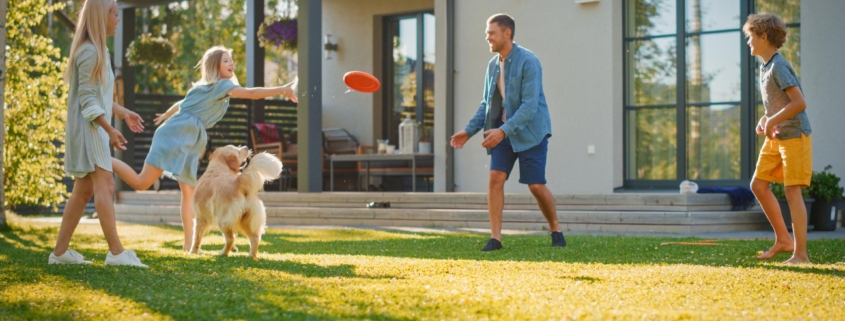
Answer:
[{"xmin": 754, "ymin": 133, "xmax": 812, "ymax": 187}]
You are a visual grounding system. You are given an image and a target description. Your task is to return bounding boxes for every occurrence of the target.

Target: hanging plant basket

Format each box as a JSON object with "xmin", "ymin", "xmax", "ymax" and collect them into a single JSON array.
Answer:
[
  {"xmin": 258, "ymin": 16, "xmax": 297, "ymax": 50},
  {"xmin": 126, "ymin": 34, "xmax": 175, "ymax": 67}
]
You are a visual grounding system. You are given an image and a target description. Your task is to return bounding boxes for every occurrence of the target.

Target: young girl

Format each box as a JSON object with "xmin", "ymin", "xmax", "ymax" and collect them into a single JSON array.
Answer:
[
  {"xmin": 51, "ymin": 0, "xmax": 148, "ymax": 267},
  {"xmin": 112, "ymin": 46, "xmax": 297, "ymax": 250}
]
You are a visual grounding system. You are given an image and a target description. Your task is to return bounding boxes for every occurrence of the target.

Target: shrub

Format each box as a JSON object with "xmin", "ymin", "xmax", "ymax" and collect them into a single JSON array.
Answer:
[{"xmin": 808, "ymin": 165, "xmax": 844, "ymax": 202}]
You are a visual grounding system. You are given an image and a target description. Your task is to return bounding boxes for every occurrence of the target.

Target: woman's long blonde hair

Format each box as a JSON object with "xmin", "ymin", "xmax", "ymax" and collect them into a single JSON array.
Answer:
[
  {"xmin": 64, "ymin": 0, "xmax": 115, "ymax": 85},
  {"xmin": 192, "ymin": 46, "xmax": 240, "ymax": 87}
]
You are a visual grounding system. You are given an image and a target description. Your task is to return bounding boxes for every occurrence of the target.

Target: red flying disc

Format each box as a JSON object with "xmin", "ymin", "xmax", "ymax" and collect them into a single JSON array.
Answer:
[{"xmin": 343, "ymin": 71, "xmax": 381, "ymax": 93}]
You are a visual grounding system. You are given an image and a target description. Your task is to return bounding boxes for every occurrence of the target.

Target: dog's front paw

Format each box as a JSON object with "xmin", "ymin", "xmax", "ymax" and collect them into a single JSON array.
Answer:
[
  {"xmin": 231, "ymin": 245, "xmax": 239, "ymax": 253},
  {"xmin": 251, "ymin": 255, "xmax": 259, "ymax": 262}
]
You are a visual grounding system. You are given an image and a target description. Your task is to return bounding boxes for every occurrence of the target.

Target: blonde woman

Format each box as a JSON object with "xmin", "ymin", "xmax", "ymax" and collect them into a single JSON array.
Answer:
[
  {"xmin": 51, "ymin": 0, "xmax": 147, "ymax": 267},
  {"xmin": 112, "ymin": 46, "xmax": 297, "ymax": 251}
]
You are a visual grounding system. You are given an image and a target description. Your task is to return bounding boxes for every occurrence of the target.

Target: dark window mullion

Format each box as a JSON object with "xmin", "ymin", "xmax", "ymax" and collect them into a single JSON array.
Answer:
[
  {"xmin": 741, "ymin": 1, "xmax": 753, "ymax": 179},
  {"xmin": 624, "ymin": 104, "xmax": 677, "ymax": 110},
  {"xmin": 416, "ymin": 13, "xmax": 425, "ymax": 124},
  {"xmin": 622, "ymin": 0, "xmax": 629, "ymax": 182},
  {"xmin": 624, "ymin": 33, "xmax": 676, "ymax": 41},
  {"xmin": 685, "ymin": 28, "xmax": 741, "ymax": 37},
  {"xmin": 675, "ymin": 0, "xmax": 687, "ymax": 181},
  {"xmin": 382, "ymin": 17, "xmax": 392, "ymax": 140},
  {"xmin": 686, "ymin": 101, "xmax": 742, "ymax": 107}
]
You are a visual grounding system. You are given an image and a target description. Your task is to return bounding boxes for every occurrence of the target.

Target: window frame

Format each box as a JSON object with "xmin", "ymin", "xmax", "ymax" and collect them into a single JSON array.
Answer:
[
  {"xmin": 622, "ymin": 0, "xmax": 799, "ymax": 189},
  {"xmin": 381, "ymin": 11, "xmax": 435, "ymax": 144}
]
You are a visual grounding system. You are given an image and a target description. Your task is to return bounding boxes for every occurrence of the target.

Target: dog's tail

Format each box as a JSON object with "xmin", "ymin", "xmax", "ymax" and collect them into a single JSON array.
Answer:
[{"xmin": 238, "ymin": 152, "xmax": 283, "ymax": 192}]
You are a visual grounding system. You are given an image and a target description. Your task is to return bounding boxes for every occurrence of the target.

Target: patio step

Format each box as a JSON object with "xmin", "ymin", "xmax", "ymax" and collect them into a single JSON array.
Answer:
[
  {"xmin": 114, "ymin": 191, "xmax": 768, "ymax": 234},
  {"xmin": 117, "ymin": 191, "xmax": 740, "ymax": 211}
]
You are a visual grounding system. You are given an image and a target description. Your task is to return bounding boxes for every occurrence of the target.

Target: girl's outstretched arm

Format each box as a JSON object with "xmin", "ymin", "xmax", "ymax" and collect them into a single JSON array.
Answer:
[
  {"xmin": 229, "ymin": 79, "xmax": 297, "ymax": 102},
  {"xmin": 154, "ymin": 100, "xmax": 182, "ymax": 125}
]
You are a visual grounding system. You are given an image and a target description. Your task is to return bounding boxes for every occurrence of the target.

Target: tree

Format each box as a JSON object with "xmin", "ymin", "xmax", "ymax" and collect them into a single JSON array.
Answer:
[
  {"xmin": 1, "ymin": 0, "xmax": 8, "ymax": 228},
  {"xmin": 3, "ymin": 0, "xmax": 68, "ymax": 209},
  {"xmin": 133, "ymin": 0, "xmax": 248, "ymax": 94},
  {"xmin": 128, "ymin": 0, "xmax": 298, "ymax": 94}
]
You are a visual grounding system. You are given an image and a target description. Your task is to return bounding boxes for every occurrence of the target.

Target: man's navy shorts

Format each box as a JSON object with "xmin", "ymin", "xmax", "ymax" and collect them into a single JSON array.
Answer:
[{"xmin": 490, "ymin": 133, "xmax": 549, "ymax": 185}]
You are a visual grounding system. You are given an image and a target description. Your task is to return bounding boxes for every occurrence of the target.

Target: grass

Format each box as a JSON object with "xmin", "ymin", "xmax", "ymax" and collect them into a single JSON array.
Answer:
[{"xmin": 1, "ymin": 214, "xmax": 844, "ymax": 320}]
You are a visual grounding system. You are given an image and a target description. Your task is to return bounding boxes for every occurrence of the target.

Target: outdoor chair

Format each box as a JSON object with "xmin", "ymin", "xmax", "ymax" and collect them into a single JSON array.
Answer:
[{"xmin": 249, "ymin": 123, "xmax": 294, "ymax": 191}]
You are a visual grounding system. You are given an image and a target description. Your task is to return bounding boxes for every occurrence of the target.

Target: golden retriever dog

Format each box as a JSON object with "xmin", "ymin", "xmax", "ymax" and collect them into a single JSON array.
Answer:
[{"xmin": 190, "ymin": 145, "xmax": 282, "ymax": 261}]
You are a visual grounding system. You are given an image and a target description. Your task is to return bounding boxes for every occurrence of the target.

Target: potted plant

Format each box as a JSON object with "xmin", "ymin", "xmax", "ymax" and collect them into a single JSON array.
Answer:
[
  {"xmin": 770, "ymin": 182, "xmax": 813, "ymax": 232},
  {"xmin": 418, "ymin": 125, "xmax": 432, "ymax": 154},
  {"xmin": 807, "ymin": 165, "xmax": 844, "ymax": 231},
  {"xmin": 257, "ymin": 16, "xmax": 297, "ymax": 50},
  {"xmin": 126, "ymin": 34, "xmax": 175, "ymax": 67}
]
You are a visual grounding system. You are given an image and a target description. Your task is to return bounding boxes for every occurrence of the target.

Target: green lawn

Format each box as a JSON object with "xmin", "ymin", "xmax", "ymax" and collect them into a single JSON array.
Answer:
[{"xmin": 1, "ymin": 215, "xmax": 844, "ymax": 320}]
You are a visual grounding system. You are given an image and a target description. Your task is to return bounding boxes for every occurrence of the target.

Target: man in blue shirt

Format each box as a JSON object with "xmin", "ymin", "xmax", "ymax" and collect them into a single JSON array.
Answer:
[{"xmin": 451, "ymin": 13, "xmax": 566, "ymax": 251}]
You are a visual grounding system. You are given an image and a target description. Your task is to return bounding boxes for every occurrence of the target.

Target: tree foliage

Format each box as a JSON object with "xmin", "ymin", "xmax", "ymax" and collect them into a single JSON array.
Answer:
[
  {"xmin": 132, "ymin": 0, "xmax": 298, "ymax": 94},
  {"xmin": 134, "ymin": 0, "xmax": 248, "ymax": 94},
  {"xmin": 3, "ymin": 0, "xmax": 68, "ymax": 208}
]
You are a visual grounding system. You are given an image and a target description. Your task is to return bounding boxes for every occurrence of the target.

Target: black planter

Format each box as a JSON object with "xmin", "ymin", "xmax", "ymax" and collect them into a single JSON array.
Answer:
[
  {"xmin": 776, "ymin": 198, "xmax": 814, "ymax": 232},
  {"xmin": 810, "ymin": 197, "xmax": 841, "ymax": 231}
]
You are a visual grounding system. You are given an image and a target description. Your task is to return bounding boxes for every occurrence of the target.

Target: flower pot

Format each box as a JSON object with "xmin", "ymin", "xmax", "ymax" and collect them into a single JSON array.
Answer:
[
  {"xmin": 810, "ymin": 197, "xmax": 841, "ymax": 231},
  {"xmin": 418, "ymin": 141, "xmax": 432, "ymax": 154},
  {"xmin": 776, "ymin": 198, "xmax": 814, "ymax": 232}
]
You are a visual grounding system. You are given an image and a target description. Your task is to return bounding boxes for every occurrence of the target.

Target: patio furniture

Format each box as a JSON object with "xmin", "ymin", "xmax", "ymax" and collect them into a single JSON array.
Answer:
[
  {"xmin": 274, "ymin": 127, "xmax": 361, "ymax": 191},
  {"xmin": 249, "ymin": 123, "xmax": 294, "ymax": 190},
  {"xmin": 329, "ymin": 147, "xmax": 433, "ymax": 192}
]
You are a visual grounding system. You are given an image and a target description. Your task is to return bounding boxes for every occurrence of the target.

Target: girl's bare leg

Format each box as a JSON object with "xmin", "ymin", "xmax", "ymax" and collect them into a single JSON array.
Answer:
[
  {"xmin": 178, "ymin": 181, "xmax": 196, "ymax": 251},
  {"xmin": 89, "ymin": 166, "xmax": 125, "ymax": 255},
  {"xmin": 53, "ymin": 175, "xmax": 95, "ymax": 256},
  {"xmin": 112, "ymin": 158, "xmax": 164, "ymax": 190}
]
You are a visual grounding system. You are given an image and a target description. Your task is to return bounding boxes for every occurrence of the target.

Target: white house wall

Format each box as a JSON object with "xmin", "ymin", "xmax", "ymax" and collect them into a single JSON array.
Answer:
[
  {"xmin": 451, "ymin": 0, "xmax": 623, "ymax": 193},
  {"xmin": 802, "ymin": 0, "xmax": 845, "ymax": 184},
  {"xmin": 322, "ymin": 0, "xmax": 434, "ymax": 146}
]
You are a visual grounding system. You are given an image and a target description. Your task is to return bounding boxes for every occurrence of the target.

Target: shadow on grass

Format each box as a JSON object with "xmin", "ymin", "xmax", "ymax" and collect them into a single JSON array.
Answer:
[
  {"xmin": 0, "ymin": 301, "xmax": 75, "ymax": 321},
  {"xmin": 0, "ymin": 229, "xmax": 407, "ymax": 321}
]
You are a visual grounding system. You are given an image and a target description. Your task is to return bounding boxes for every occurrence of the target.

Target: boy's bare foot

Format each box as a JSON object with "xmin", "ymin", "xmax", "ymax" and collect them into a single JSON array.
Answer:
[
  {"xmin": 783, "ymin": 256, "xmax": 811, "ymax": 264},
  {"xmin": 756, "ymin": 242, "xmax": 794, "ymax": 260}
]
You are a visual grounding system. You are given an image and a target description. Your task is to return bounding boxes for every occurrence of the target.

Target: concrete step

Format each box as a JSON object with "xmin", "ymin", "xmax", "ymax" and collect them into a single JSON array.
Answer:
[
  {"xmin": 115, "ymin": 204, "xmax": 768, "ymax": 234},
  {"xmin": 117, "ymin": 191, "xmax": 739, "ymax": 212}
]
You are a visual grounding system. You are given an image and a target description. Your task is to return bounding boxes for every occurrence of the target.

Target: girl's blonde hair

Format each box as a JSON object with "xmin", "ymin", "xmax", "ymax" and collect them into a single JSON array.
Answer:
[
  {"xmin": 193, "ymin": 46, "xmax": 240, "ymax": 87},
  {"xmin": 64, "ymin": 0, "xmax": 115, "ymax": 85}
]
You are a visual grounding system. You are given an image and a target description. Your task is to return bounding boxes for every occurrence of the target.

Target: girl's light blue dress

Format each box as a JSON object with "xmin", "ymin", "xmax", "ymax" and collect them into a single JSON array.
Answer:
[{"xmin": 145, "ymin": 79, "xmax": 238, "ymax": 186}]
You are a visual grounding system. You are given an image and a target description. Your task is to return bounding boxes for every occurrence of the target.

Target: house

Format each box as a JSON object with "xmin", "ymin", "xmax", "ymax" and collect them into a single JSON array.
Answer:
[
  {"xmin": 98, "ymin": 0, "xmax": 845, "ymax": 231},
  {"xmin": 277, "ymin": 0, "xmax": 843, "ymax": 194}
]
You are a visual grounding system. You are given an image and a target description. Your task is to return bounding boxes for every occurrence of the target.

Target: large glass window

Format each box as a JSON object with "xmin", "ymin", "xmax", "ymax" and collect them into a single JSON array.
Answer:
[
  {"xmin": 383, "ymin": 13, "xmax": 435, "ymax": 147},
  {"xmin": 684, "ymin": 0, "xmax": 742, "ymax": 180},
  {"xmin": 625, "ymin": 1, "xmax": 678, "ymax": 180},
  {"xmin": 624, "ymin": 0, "xmax": 800, "ymax": 187}
]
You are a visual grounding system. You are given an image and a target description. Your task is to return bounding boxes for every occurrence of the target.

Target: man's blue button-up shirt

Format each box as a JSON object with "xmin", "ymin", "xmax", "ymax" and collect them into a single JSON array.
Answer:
[{"xmin": 463, "ymin": 43, "xmax": 552, "ymax": 154}]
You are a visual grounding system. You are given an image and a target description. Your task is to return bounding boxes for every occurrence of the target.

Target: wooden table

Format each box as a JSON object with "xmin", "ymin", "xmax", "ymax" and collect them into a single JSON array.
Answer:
[{"xmin": 329, "ymin": 153, "xmax": 434, "ymax": 191}]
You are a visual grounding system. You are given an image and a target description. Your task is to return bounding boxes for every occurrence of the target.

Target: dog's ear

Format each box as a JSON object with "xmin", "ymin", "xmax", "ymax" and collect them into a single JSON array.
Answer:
[{"xmin": 225, "ymin": 153, "xmax": 241, "ymax": 171}]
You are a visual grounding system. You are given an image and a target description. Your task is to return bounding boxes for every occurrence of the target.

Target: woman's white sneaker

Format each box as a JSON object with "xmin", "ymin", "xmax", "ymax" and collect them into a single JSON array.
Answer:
[
  {"xmin": 48, "ymin": 249, "xmax": 93, "ymax": 265},
  {"xmin": 104, "ymin": 250, "xmax": 149, "ymax": 268}
]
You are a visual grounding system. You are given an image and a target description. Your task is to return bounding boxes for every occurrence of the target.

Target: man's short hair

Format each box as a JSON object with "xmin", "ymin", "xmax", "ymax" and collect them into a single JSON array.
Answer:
[
  {"xmin": 487, "ymin": 13, "xmax": 515, "ymax": 40},
  {"xmin": 743, "ymin": 13, "xmax": 787, "ymax": 49}
]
